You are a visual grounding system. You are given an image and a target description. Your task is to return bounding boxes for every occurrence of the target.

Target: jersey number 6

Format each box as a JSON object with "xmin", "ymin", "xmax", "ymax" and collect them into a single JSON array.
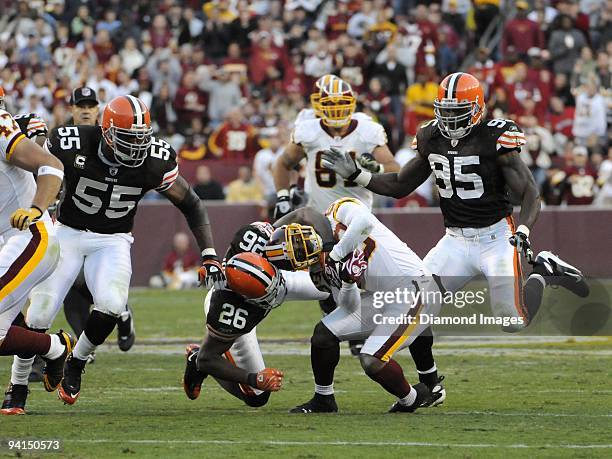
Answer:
[{"xmin": 315, "ymin": 151, "xmax": 358, "ymax": 188}]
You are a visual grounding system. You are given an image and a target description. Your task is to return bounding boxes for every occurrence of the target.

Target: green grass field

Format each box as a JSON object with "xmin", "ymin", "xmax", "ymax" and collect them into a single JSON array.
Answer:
[{"xmin": 0, "ymin": 289, "xmax": 611, "ymax": 458}]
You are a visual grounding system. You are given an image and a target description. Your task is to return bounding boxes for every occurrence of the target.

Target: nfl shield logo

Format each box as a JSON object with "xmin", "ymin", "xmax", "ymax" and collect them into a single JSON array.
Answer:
[
  {"xmin": 109, "ymin": 167, "xmax": 118, "ymax": 176},
  {"xmin": 451, "ymin": 139, "xmax": 459, "ymax": 147}
]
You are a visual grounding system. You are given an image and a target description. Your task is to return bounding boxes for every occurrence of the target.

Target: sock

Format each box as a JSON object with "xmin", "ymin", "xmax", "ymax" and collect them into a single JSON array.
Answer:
[
  {"xmin": 41, "ymin": 334, "xmax": 64, "ymax": 360},
  {"xmin": 368, "ymin": 359, "xmax": 412, "ymax": 399},
  {"xmin": 10, "ymin": 356, "xmax": 35, "ymax": 386},
  {"xmin": 72, "ymin": 333, "xmax": 96, "ymax": 361},
  {"xmin": 398, "ymin": 386, "xmax": 417, "ymax": 406},
  {"xmin": 311, "ymin": 343, "xmax": 339, "ymax": 387},
  {"xmin": 417, "ymin": 364, "xmax": 438, "ymax": 387},
  {"xmin": 315, "ymin": 383, "xmax": 334, "ymax": 396},
  {"xmin": 524, "ymin": 274, "xmax": 546, "ymax": 320},
  {"xmin": 0, "ymin": 326, "xmax": 51, "ymax": 356},
  {"xmin": 408, "ymin": 331, "xmax": 435, "ymax": 372}
]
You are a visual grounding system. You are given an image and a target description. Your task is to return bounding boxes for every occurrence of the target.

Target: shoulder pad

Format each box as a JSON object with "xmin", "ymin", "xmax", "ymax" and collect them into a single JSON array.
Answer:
[
  {"xmin": 355, "ymin": 119, "xmax": 387, "ymax": 148},
  {"xmin": 291, "ymin": 119, "xmax": 320, "ymax": 146},
  {"xmin": 486, "ymin": 119, "xmax": 526, "ymax": 151},
  {"xmin": 413, "ymin": 119, "xmax": 438, "ymax": 152}
]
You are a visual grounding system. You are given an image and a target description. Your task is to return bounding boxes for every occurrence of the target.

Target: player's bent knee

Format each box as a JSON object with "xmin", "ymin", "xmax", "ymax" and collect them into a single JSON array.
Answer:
[
  {"xmin": 26, "ymin": 293, "xmax": 62, "ymax": 330},
  {"xmin": 310, "ymin": 321, "xmax": 339, "ymax": 349},
  {"xmin": 359, "ymin": 353, "xmax": 385, "ymax": 376},
  {"xmin": 92, "ymin": 297, "xmax": 128, "ymax": 318},
  {"xmin": 243, "ymin": 391, "xmax": 271, "ymax": 408}
]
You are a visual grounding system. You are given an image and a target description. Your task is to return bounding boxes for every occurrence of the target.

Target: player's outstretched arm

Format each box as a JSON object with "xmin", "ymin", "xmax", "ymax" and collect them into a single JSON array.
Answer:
[
  {"xmin": 197, "ymin": 333, "xmax": 283, "ymax": 392},
  {"xmin": 162, "ymin": 175, "xmax": 225, "ymax": 289},
  {"xmin": 321, "ymin": 147, "xmax": 430, "ymax": 198},
  {"xmin": 272, "ymin": 142, "xmax": 306, "ymax": 220},
  {"xmin": 9, "ymin": 137, "xmax": 64, "ymax": 229},
  {"xmin": 498, "ymin": 151, "xmax": 541, "ymax": 231}
]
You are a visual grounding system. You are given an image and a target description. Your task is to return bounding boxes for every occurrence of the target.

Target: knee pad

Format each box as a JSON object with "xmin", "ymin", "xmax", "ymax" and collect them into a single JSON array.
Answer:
[
  {"xmin": 243, "ymin": 391, "xmax": 271, "ymax": 407},
  {"xmin": 310, "ymin": 321, "xmax": 339, "ymax": 349},
  {"xmin": 359, "ymin": 353, "xmax": 385, "ymax": 376},
  {"xmin": 92, "ymin": 292, "xmax": 128, "ymax": 318},
  {"xmin": 26, "ymin": 292, "xmax": 62, "ymax": 330}
]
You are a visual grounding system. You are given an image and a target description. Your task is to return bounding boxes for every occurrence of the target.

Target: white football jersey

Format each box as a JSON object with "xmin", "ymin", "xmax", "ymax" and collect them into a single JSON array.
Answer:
[
  {"xmin": 325, "ymin": 197, "xmax": 426, "ymax": 291},
  {"xmin": 294, "ymin": 108, "xmax": 372, "ymax": 124},
  {"xmin": 0, "ymin": 109, "xmax": 37, "ymax": 237},
  {"xmin": 293, "ymin": 117, "xmax": 386, "ymax": 213}
]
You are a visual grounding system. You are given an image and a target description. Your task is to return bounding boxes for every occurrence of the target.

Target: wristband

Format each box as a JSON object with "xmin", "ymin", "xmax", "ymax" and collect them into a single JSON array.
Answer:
[
  {"xmin": 378, "ymin": 164, "xmax": 384, "ymax": 174},
  {"xmin": 247, "ymin": 373, "xmax": 258, "ymax": 388},
  {"xmin": 355, "ymin": 170, "xmax": 372, "ymax": 187},
  {"xmin": 201, "ymin": 248, "xmax": 217, "ymax": 257},
  {"xmin": 516, "ymin": 225, "xmax": 530, "ymax": 237},
  {"xmin": 277, "ymin": 189, "xmax": 289, "ymax": 198},
  {"xmin": 37, "ymin": 165, "xmax": 64, "ymax": 180}
]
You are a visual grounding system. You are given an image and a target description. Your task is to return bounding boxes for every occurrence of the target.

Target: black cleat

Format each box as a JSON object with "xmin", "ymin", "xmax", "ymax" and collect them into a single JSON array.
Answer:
[
  {"xmin": 534, "ymin": 251, "xmax": 589, "ymax": 297},
  {"xmin": 289, "ymin": 393, "xmax": 338, "ymax": 413},
  {"xmin": 42, "ymin": 330, "xmax": 76, "ymax": 392},
  {"xmin": 388, "ymin": 383, "xmax": 431, "ymax": 413},
  {"xmin": 117, "ymin": 306, "xmax": 135, "ymax": 352},
  {"xmin": 57, "ymin": 353, "xmax": 86, "ymax": 405},
  {"xmin": 28, "ymin": 355, "xmax": 45, "ymax": 383},
  {"xmin": 1, "ymin": 384, "xmax": 28, "ymax": 415},
  {"xmin": 183, "ymin": 344, "xmax": 206, "ymax": 400},
  {"xmin": 348, "ymin": 339, "xmax": 364, "ymax": 356},
  {"xmin": 421, "ymin": 375, "xmax": 446, "ymax": 407}
]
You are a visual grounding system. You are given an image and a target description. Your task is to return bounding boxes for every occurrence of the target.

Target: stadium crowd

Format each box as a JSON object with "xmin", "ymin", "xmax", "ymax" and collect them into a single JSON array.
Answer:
[{"xmin": 0, "ymin": 0, "xmax": 610, "ymax": 207}]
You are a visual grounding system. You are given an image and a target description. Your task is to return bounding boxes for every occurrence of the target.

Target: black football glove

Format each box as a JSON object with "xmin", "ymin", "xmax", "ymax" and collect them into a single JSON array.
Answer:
[
  {"xmin": 509, "ymin": 225, "xmax": 533, "ymax": 262},
  {"xmin": 357, "ymin": 153, "xmax": 383, "ymax": 173},
  {"xmin": 289, "ymin": 185, "xmax": 305, "ymax": 208},
  {"xmin": 198, "ymin": 254, "xmax": 226, "ymax": 290},
  {"xmin": 273, "ymin": 190, "xmax": 292, "ymax": 221}
]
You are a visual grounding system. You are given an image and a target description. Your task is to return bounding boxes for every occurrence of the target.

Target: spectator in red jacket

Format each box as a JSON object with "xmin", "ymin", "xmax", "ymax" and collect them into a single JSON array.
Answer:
[
  {"xmin": 208, "ymin": 108, "xmax": 260, "ymax": 159},
  {"xmin": 174, "ymin": 70, "xmax": 207, "ymax": 128},
  {"xmin": 563, "ymin": 145, "xmax": 597, "ymax": 205},
  {"xmin": 502, "ymin": 1, "xmax": 543, "ymax": 58},
  {"xmin": 149, "ymin": 232, "xmax": 200, "ymax": 290},
  {"xmin": 548, "ymin": 96, "xmax": 575, "ymax": 139}
]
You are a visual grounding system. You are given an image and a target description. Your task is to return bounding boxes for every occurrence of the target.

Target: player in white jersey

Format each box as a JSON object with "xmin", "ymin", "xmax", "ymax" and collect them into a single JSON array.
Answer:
[
  {"xmin": 267, "ymin": 199, "xmax": 445, "ymax": 413},
  {"xmin": 0, "ymin": 107, "xmax": 75, "ymax": 415},
  {"xmin": 273, "ymin": 75, "xmax": 399, "ymax": 218}
]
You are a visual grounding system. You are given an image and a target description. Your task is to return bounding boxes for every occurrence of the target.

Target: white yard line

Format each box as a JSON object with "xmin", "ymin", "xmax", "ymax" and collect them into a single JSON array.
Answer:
[{"xmin": 66, "ymin": 439, "xmax": 612, "ymax": 449}]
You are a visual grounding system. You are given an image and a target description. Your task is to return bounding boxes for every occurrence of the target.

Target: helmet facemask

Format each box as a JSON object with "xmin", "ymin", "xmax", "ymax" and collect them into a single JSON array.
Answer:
[
  {"xmin": 250, "ymin": 269, "xmax": 287, "ymax": 310},
  {"xmin": 434, "ymin": 97, "xmax": 482, "ymax": 140},
  {"xmin": 265, "ymin": 224, "xmax": 323, "ymax": 271},
  {"xmin": 103, "ymin": 122, "xmax": 153, "ymax": 168},
  {"xmin": 319, "ymin": 94, "xmax": 356, "ymax": 128}
]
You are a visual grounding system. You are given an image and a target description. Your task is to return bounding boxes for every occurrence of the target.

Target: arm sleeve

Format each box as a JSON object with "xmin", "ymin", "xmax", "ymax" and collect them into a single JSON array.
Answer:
[
  {"xmin": 0, "ymin": 110, "xmax": 26, "ymax": 161},
  {"xmin": 495, "ymin": 122, "xmax": 526, "ymax": 152},
  {"xmin": 155, "ymin": 143, "xmax": 180, "ymax": 192},
  {"xmin": 283, "ymin": 270, "xmax": 330, "ymax": 301},
  {"xmin": 329, "ymin": 199, "xmax": 376, "ymax": 260}
]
